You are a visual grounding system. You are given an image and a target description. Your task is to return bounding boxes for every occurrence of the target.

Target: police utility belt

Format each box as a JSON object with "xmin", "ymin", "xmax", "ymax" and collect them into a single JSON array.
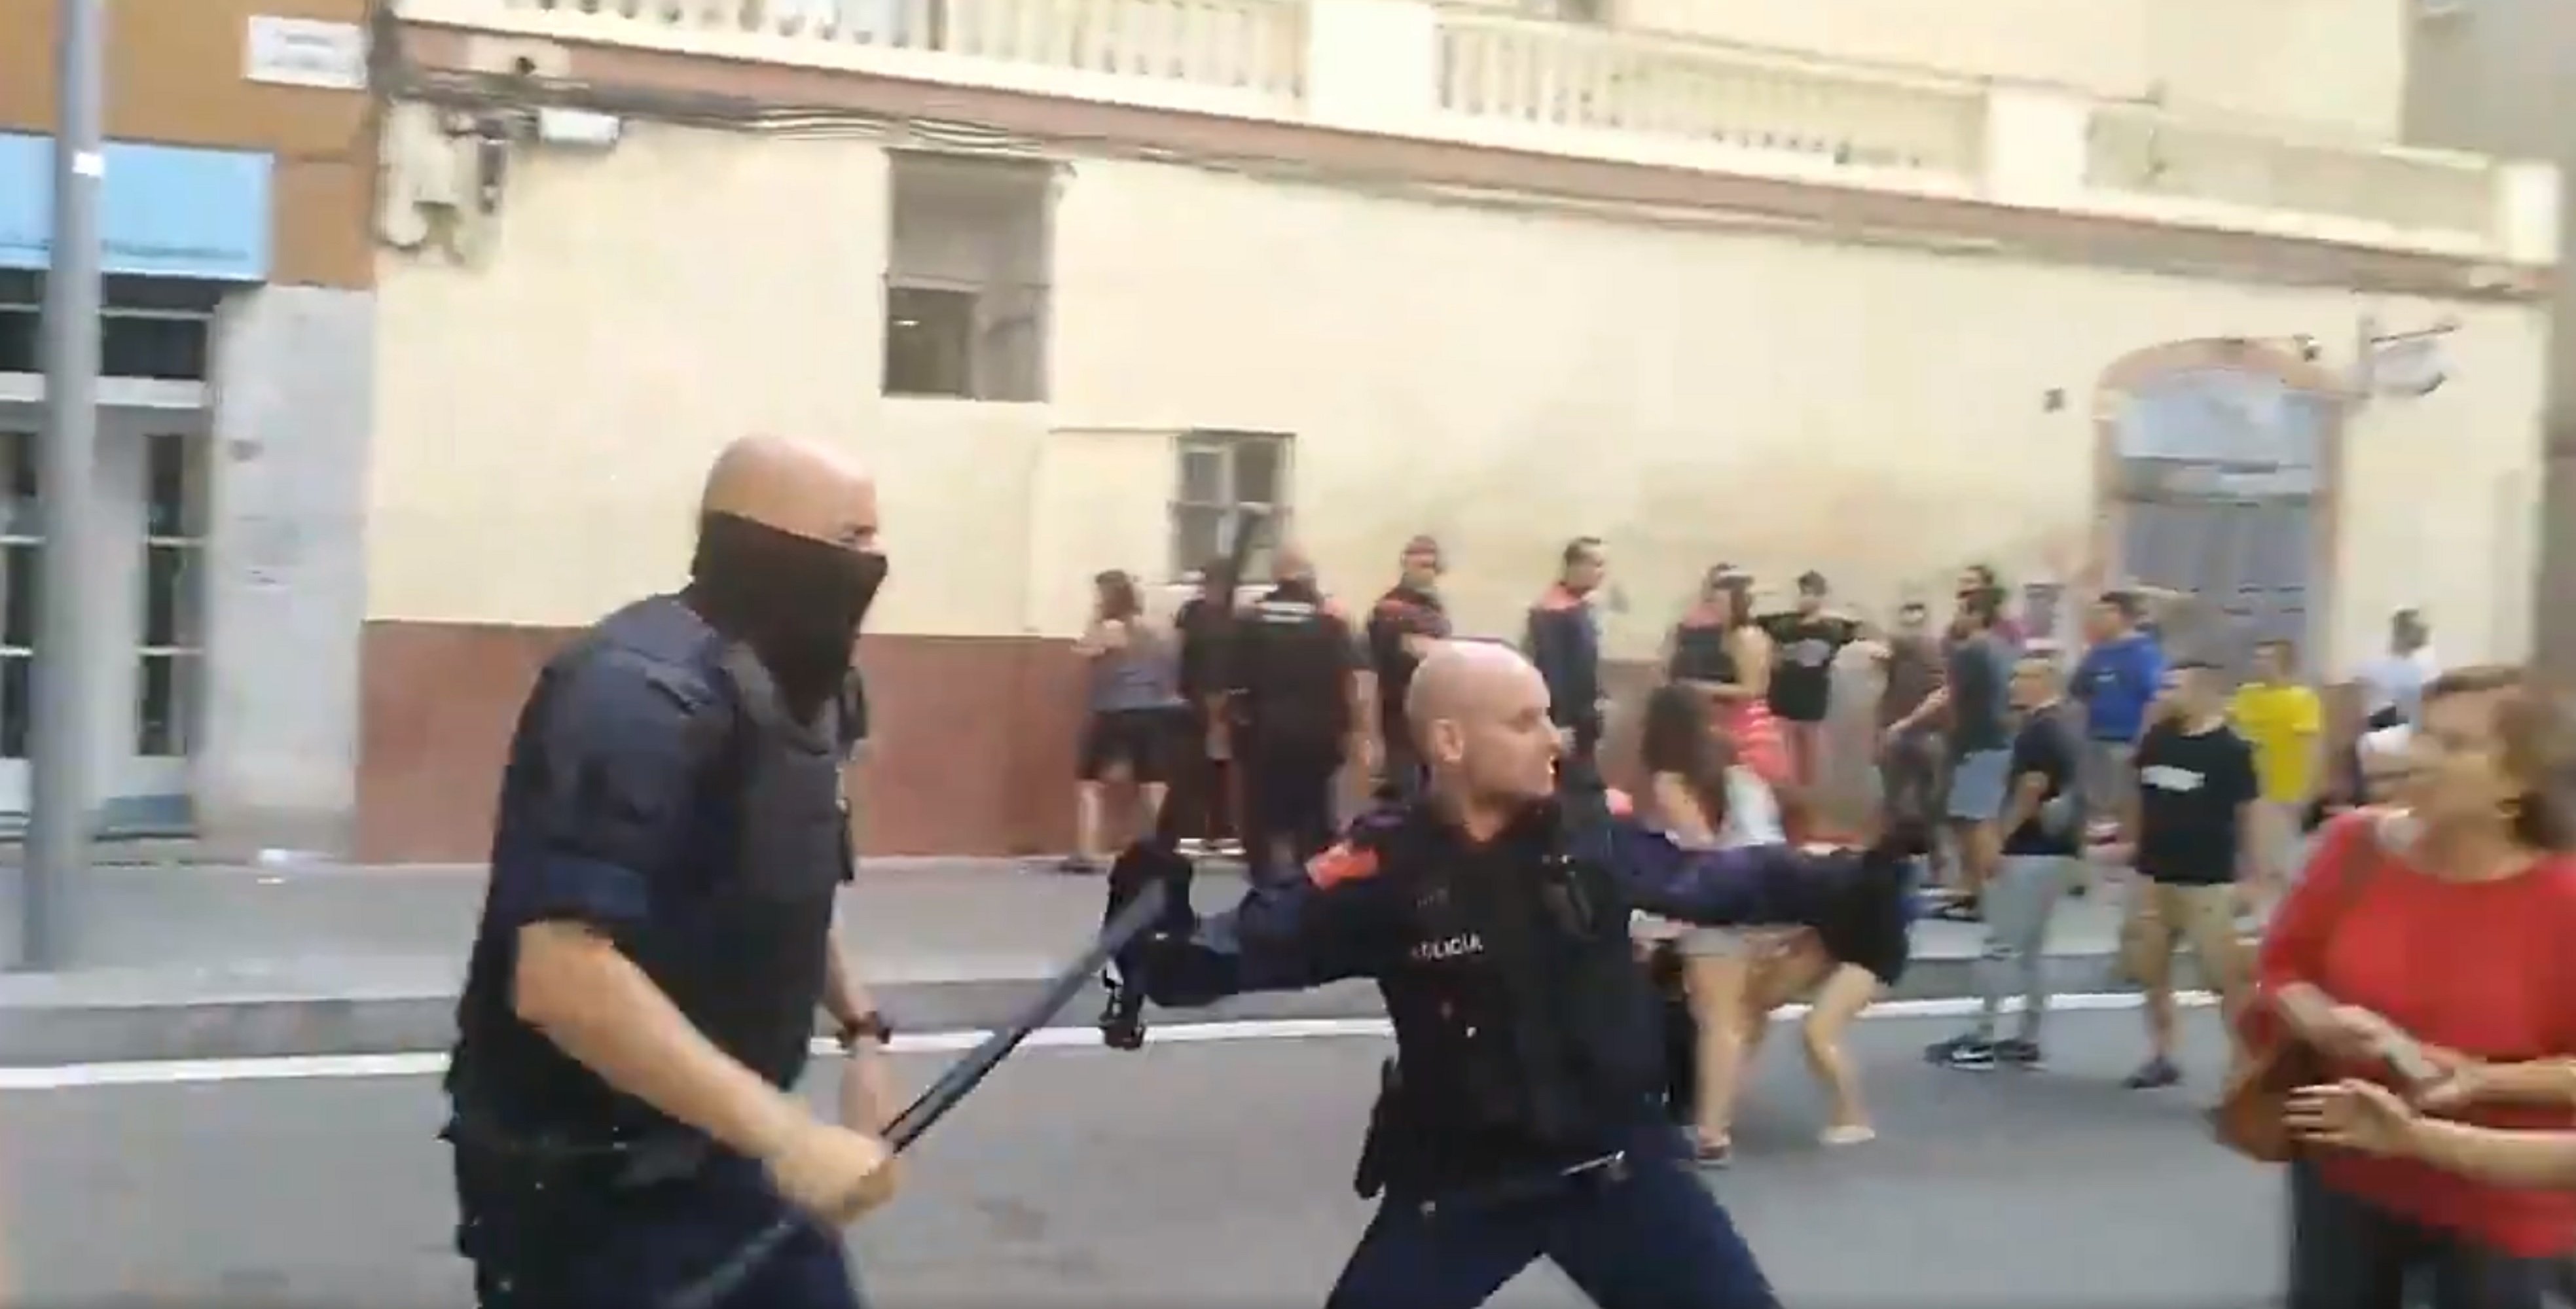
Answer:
[
  {"xmin": 443, "ymin": 1113, "xmax": 718, "ymax": 1192},
  {"xmin": 1354, "ymin": 1057, "xmax": 1633, "ymax": 1216}
]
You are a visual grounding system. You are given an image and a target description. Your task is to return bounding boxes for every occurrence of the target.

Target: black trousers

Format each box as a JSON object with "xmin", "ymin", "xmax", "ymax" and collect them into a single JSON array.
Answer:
[
  {"xmin": 1324, "ymin": 1130, "xmax": 1777, "ymax": 1308},
  {"xmin": 2287, "ymin": 1160, "xmax": 2575, "ymax": 1309},
  {"xmin": 1243, "ymin": 736, "xmax": 1343, "ymax": 884},
  {"xmin": 1164, "ymin": 705, "xmax": 1231, "ymax": 844},
  {"xmin": 455, "ymin": 1147, "xmax": 865, "ymax": 1309}
]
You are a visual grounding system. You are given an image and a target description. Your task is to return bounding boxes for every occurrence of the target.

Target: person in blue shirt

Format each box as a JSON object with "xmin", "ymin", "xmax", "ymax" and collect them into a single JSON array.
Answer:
[
  {"xmin": 2071, "ymin": 590, "xmax": 2166, "ymax": 833},
  {"xmin": 1104, "ymin": 640, "xmax": 1905, "ymax": 1309}
]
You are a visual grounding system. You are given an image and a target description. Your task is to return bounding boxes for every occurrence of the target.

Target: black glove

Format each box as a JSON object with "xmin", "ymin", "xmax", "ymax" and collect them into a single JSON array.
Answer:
[
  {"xmin": 1103, "ymin": 841, "xmax": 1189, "ymax": 931},
  {"xmin": 1099, "ymin": 842, "xmax": 1197, "ymax": 1050}
]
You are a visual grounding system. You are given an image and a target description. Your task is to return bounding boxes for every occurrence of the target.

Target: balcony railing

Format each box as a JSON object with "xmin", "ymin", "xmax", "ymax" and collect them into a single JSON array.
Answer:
[
  {"xmin": 448, "ymin": 0, "xmax": 1307, "ymax": 110},
  {"xmin": 1437, "ymin": 13, "xmax": 1987, "ymax": 179},
  {"xmin": 2087, "ymin": 107, "xmax": 2501, "ymax": 242},
  {"xmin": 396, "ymin": 0, "xmax": 2556, "ymax": 266}
]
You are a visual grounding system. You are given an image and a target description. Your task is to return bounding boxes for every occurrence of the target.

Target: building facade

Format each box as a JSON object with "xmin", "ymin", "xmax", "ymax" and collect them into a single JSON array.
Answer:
[
  {"xmin": 358, "ymin": 0, "xmax": 2559, "ymax": 861},
  {"xmin": 2400, "ymin": 0, "xmax": 2576, "ymax": 682},
  {"xmin": 0, "ymin": 0, "xmax": 378, "ymax": 853}
]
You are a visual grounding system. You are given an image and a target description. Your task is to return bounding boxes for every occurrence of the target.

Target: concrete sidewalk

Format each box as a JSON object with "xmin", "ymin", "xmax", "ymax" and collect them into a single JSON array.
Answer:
[{"xmin": 0, "ymin": 859, "xmax": 2148, "ymax": 1067}]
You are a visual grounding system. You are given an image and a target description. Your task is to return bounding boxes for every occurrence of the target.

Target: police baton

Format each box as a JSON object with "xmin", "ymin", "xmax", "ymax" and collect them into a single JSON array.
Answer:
[{"xmin": 661, "ymin": 878, "xmax": 1174, "ymax": 1309}]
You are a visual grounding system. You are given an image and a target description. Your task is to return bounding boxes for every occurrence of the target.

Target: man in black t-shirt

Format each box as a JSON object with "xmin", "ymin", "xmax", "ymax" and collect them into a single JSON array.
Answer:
[
  {"xmin": 1759, "ymin": 570, "xmax": 1860, "ymax": 790},
  {"xmin": 1929, "ymin": 651, "xmax": 2078, "ymax": 1070},
  {"xmin": 2116, "ymin": 658, "xmax": 2259, "ymax": 1091}
]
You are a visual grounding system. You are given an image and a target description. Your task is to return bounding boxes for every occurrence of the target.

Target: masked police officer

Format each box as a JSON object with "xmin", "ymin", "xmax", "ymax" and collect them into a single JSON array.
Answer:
[
  {"xmin": 1106, "ymin": 640, "xmax": 1906, "ymax": 1308},
  {"xmin": 445, "ymin": 435, "xmax": 902, "ymax": 1309},
  {"xmin": 1231, "ymin": 543, "xmax": 1373, "ymax": 884}
]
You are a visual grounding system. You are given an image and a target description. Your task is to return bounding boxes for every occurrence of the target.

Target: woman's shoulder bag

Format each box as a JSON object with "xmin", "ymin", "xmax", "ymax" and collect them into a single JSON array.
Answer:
[{"xmin": 2211, "ymin": 817, "xmax": 2382, "ymax": 1162}]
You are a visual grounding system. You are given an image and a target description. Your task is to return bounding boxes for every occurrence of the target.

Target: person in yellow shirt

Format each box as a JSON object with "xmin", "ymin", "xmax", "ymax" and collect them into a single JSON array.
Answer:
[{"xmin": 2227, "ymin": 638, "xmax": 2323, "ymax": 898}]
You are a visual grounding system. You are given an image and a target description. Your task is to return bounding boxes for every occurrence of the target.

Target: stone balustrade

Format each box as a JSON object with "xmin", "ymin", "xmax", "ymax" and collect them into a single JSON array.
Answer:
[{"xmin": 397, "ymin": 0, "xmax": 2558, "ymax": 265}]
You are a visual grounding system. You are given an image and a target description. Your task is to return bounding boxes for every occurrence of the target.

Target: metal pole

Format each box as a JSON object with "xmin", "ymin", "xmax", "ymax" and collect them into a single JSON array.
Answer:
[{"xmin": 22, "ymin": 0, "xmax": 106, "ymax": 971}]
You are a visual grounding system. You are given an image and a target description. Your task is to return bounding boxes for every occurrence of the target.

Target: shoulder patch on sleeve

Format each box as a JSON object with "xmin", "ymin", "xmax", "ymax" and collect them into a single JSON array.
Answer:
[{"xmin": 1305, "ymin": 842, "xmax": 1383, "ymax": 889}]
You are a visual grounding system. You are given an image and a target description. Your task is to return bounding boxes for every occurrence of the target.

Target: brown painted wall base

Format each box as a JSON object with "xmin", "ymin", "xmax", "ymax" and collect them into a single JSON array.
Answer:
[
  {"xmin": 357, "ymin": 619, "xmax": 2374, "ymax": 863},
  {"xmin": 357, "ymin": 619, "xmax": 1673, "ymax": 863},
  {"xmin": 360, "ymin": 620, "xmax": 1089, "ymax": 862}
]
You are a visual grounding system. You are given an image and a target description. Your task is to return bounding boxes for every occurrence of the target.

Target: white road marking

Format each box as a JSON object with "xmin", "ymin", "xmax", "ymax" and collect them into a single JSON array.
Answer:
[{"xmin": 0, "ymin": 991, "xmax": 2216, "ymax": 1092}]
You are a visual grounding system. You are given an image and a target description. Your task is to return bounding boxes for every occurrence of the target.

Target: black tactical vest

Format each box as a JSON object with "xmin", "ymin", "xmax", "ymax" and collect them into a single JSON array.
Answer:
[
  {"xmin": 1240, "ymin": 589, "xmax": 1350, "ymax": 742},
  {"xmin": 1372, "ymin": 808, "xmax": 1665, "ymax": 1157},
  {"xmin": 632, "ymin": 647, "xmax": 848, "ymax": 1092}
]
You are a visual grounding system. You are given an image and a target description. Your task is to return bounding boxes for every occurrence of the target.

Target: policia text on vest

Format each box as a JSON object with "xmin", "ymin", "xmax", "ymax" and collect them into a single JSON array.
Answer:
[{"xmin": 1102, "ymin": 788, "xmax": 1905, "ymax": 1308}]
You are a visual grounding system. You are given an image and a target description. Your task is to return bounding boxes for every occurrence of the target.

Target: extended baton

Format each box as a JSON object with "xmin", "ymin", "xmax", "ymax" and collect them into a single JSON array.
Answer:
[{"xmin": 661, "ymin": 879, "xmax": 1174, "ymax": 1309}]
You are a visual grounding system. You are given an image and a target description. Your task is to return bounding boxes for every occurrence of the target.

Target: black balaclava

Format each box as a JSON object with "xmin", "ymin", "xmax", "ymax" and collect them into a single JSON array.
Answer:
[{"xmin": 684, "ymin": 511, "xmax": 888, "ymax": 720}]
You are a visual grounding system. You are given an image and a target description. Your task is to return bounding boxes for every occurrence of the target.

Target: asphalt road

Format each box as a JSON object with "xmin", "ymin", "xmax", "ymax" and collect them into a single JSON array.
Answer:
[{"xmin": 0, "ymin": 1007, "xmax": 2276, "ymax": 1308}]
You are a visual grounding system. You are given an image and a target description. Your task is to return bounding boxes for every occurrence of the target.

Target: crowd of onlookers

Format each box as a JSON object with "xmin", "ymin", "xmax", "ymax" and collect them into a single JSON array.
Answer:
[
  {"xmin": 1055, "ymin": 532, "xmax": 2576, "ymax": 1302},
  {"xmin": 1051, "ymin": 531, "xmax": 2576, "ymax": 1304}
]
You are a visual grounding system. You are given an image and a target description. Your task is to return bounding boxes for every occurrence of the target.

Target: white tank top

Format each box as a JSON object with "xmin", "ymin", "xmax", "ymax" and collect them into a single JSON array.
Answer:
[
  {"xmin": 1716, "ymin": 768, "xmax": 1784, "ymax": 848},
  {"xmin": 1633, "ymin": 768, "xmax": 1782, "ymax": 940}
]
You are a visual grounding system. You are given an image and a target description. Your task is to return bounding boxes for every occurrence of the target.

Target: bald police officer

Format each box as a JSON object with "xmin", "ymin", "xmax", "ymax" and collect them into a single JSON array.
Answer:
[
  {"xmin": 444, "ymin": 435, "xmax": 901, "ymax": 1309},
  {"xmin": 1108, "ymin": 641, "xmax": 1908, "ymax": 1308}
]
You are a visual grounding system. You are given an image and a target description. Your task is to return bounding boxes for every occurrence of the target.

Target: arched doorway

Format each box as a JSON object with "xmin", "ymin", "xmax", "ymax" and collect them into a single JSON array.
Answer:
[{"xmin": 2095, "ymin": 341, "xmax": 2346, "ymax": 673}]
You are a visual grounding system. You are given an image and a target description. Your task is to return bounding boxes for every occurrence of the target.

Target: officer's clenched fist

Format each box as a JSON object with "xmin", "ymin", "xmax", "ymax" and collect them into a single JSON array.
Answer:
[{"xmin": 763, "ymin": 1117, "xmax": 901, "ymax": 1224}]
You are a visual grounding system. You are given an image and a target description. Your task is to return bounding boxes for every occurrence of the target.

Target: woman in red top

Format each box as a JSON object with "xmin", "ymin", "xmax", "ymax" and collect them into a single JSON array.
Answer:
[
  {"xmin": 1664, "ymin": 568, "xmax": 1791, "ymax": 789},
  {"xmin": 2247, "ymin": 666, "xmax": 2576, "ymax": 1307}
]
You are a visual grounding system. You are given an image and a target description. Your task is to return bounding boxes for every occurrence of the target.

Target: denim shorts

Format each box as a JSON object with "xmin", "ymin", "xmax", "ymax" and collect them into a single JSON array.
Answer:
[{"xmin": 1945, "ymin": 747, "xmax": 2012, "ymax": 821}]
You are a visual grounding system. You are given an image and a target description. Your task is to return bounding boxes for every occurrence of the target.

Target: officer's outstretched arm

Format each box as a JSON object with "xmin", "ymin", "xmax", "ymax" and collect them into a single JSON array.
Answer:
[
  {"xmin": 1110, "ymin": 840, "xmax": 1399, "ymax": 1009},
  {"xmin": 503, "ymin": 656, "xmax": 827, "ymax": 1162},
  {"xmin": 1605, "ymin": 821, "xmax": 1841, "ymax": 928}
]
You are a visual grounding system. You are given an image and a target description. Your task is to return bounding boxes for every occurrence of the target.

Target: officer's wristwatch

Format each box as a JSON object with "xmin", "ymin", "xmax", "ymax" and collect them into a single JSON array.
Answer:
[{"xmin": 837, "ymin": 1011, "xmax": 894, "ymax": 1052}]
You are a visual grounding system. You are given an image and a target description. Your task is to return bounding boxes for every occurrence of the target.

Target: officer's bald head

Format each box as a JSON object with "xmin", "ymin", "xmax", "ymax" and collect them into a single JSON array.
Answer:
[
  {"xmin": 1272, "ymin": 542, "xmax": 1315, "ymax": 586},
  {"xmin": 1406, "ymin": 641, "xmax": 1562, "ymax": 809},
  {"xmin": 700, "ymin": 434, "xmax": 879, "ymax": 550}
]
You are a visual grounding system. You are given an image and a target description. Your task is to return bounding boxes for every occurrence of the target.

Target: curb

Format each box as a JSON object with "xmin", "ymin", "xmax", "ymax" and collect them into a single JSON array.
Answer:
[{"xmin": 0, "ymin": 950, "xmax": 2136, "ymax": 1069}]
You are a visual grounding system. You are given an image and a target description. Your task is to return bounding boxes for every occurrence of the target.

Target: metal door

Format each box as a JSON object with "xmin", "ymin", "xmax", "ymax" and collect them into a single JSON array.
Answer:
[
  {"xmin": 0, "ymin": 427, "xmax": 31, "ymax": 817},
  {"xmin": 2113, "ymin": 368, "xmax": 2331, "ymax": 679}
]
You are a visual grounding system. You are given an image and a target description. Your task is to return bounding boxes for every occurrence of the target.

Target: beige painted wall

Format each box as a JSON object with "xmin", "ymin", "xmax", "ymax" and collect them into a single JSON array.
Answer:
[
  {"xmin": 1608, "ymin": 0, "xmax": 2412, "ymax": 139},
  {"xmin": 370, "ymin": 129, "xmax": 1049, "ymax": 641},
  {"xmin": 369, "ymin": 126, "xmax": 2545, "ymax": 677}
]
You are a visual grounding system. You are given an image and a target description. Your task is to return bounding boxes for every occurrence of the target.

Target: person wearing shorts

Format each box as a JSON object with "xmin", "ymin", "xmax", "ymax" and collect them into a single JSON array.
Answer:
[
  {"xmin": 2118, "ymin": 658, "xmax": 2260, "ymax": 1090},
  {"xmin": 2228, "ymin": 637, "xmax": 2323, "ymax": 896},
  {"xmin": 1065, "ymin": 571, "xmax": 1177, "ymax": 874},
  {"xmin": 1632, "ymin": 685, "xmax": 1785, "ymax": 1166},
  {"xmin": 1889, "ymin": 585, "xmax": 2013, "ymax": 920}
]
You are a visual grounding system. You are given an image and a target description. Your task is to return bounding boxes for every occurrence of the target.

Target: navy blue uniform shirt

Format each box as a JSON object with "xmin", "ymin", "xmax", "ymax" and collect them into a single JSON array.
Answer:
[
  {"xmin": 1525, "ymin": 588, "xmax": 1603, "ymax": 747},
  {"xmin": 1123, "ymin": 795, "xmax": 1843, "ymax": 1191},
  {"xmin": 450, "ymin": 596, "xmax": 788, "ymax": 1137}
]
